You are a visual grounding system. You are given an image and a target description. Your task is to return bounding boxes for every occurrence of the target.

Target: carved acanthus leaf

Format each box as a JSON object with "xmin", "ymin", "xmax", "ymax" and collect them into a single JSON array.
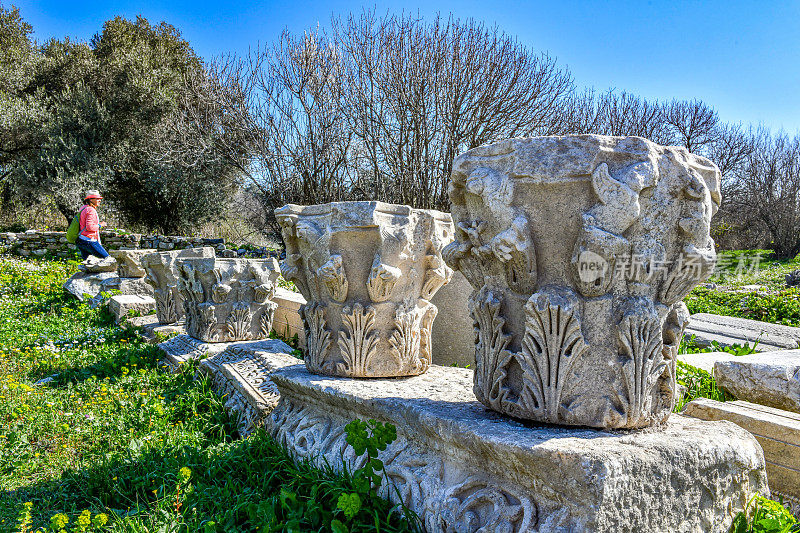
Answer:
[
  {"xmin": 617, "ymin": 313, "xmax": 666, "ymax": 427},
  {"xmin": 388, "ymin": 303, "xmax": 436, "ymax": 375},
  {"xmin": 421, "ymin": 254, "xmax": 453, "ymax": 301},
  {"xmin": 515, "ymin": 291, "xmax": 586, "ymax": 423},
  {"xmin": 226, "ymin": 303, "xmax": 253, "ymax": 341},
  {"xmin": 154, "ymin": 287, "xmax": 178, "ymax": 324},
  {"xmin": 470, "ymin": 288, "xmax": 515, "ymax": 411},
  {"xmin": 336, "ymin": 303, "xmax": 380, "ymax": 377},
  {"xmin": 367, "ymin": 256, "xmax": 402, "ymax": 303},
  {"xmin": 317, "ymin": 254, "xmax": 348, "ymax": 302},
  {"xmin": 302, "ymin": 303, "xmax": 333, "ymax": 374},
  {"xmin": 259, "ymin": 301, "xmax": 278, "ymax": 338}
]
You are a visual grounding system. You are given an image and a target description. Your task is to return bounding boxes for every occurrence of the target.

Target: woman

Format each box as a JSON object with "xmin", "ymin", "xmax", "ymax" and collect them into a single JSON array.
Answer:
[{"xmin": 75, "ymin": 190, "xmax": 110, "ymax": 260}]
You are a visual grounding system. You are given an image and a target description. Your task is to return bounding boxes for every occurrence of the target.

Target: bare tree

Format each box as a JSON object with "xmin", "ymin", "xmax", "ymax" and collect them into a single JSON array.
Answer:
[
  {"xmin": 731, "ymin": 129, "xmax": 800, "ymax": 257},
  {"xmin": 333, "ymin": 11, "xmax": 574, "ymax": 209},
  {"xmin": 556, "ymin": 89, "xmax": 673, "ymax": 145},
  {"xmin": 664, "ymin": 98, "xmax": 719, "ymax": 153}
]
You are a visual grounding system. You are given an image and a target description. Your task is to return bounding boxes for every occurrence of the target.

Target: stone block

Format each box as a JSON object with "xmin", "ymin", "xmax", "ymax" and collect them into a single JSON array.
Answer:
[
  {"xmin": 442, "ymin": 135, "xmax": 720, "ymax": 429},
  {"xmin": 175, "ymin": 257, "xmax": 281, "ymax": 342},
  {"xmin": 272, "ymin": 287, "xmax": 306, "ymax": 346},
  {"xmin": 117, "ymin": 277, "xmax": 154, "ymax": 297},
  {"xmin": 677, "ymin": 351, "xmax": 742, "ymax": 373},
  {"xmin": 197, "ymin": 340, "xmax": 298, "ymax": 435},
  {"xmin": 266, "ymin": 362, "xmax": 766, "ymax": 532},
  {"xmin": 107, "ymin": 294, "xmax": 156, "ymax": 323},
  {"xmin": 682, "ymin": 398, "xmax": 800, "ymax": 514},
  {"xmin": 79, "ymin": 255, "xmax": 117, "ymax": 273},
  {"xmin": 714, "ymin": 349, "xmax": 800, "ymax": 413},
  {"xmin": 157, "ymin": 334, "xmax": 273, "ymax": 370},
  {"xmin": 686, "ymin": 313, "xmax": 800, "ymax": 351},
  {"xmin": 63, "ymin": 271, "xmax": 119, "ymax": 301},
  {"xmin": 109, "ymin": 248, "xmax": 157, "ymax": 278},
  {"xmin": 430, "ymin": 270, "xmax": 474, "ymax": 367},
  {"xmin": 275, "ymin": 201, "xmax": 454, "ymax": 377}
]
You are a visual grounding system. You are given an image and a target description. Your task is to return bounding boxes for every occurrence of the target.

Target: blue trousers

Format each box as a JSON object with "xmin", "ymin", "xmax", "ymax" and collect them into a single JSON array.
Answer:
[{"xmin": 76, "ymin": 237, "xmax": 109, "ymax": 260}]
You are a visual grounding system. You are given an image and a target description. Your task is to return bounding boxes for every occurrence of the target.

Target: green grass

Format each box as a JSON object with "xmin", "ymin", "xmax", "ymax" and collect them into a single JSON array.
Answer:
[
  {"xmin": 0, "ymin": 257, "xmax": 414, "ymax": 532},
  {"xmin": 683, "ymin": 249, "xmax": 800, "ymax": 327},
  {"xmin": 674, "ymin": 361, "xmax": 735, "ymax": 412},
  {"xmin": 711, "ymin": 249, "xmax": 800, "ymax": 290}
]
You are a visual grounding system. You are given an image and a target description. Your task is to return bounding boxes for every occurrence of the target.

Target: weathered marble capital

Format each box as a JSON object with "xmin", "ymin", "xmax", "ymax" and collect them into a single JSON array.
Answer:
[
  {"xmin": 443, "ymin": 135, "xmax": 721, "ymax": 429},
  {"xmin": 275, "ymin": 201, "xmax": 454, "ymax": 377},
  {"xmin": 141, "ymin": 247, "xmax": 215, "ymax": 324},
  {"xmin": 109, "ymin": 249, "xmax": 157, "ymax": 278},
  {"xmin": 175, "ymin": 257, "xmax": 281, "ymax": 342}
]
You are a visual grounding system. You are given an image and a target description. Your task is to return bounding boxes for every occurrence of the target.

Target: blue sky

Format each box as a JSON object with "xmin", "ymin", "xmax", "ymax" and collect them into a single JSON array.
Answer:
[{"xmin": 11, "ymin": 0, "xmax": 800, "ymax": 133}]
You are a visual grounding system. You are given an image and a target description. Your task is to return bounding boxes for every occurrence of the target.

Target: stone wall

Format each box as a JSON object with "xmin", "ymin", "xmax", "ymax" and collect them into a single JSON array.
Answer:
[{"xmin": 0, "ymin": 230, "xmax": 278, "ymax": 259}]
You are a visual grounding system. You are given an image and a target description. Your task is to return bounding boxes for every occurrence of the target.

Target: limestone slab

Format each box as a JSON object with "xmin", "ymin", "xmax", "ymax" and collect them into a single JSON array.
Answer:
[
  {"xmin": 682, "ymin": 398, "xmax": 800, "ymax": 515},
  {"xmin": 107, "ymin": 294, "xmax": 156, "ymax": 323},
  {"xmin": 443, "ymin": 135, "xmax": 721, "ymax": 428},
  {"xmin": 116, "ymin": 277, "xmax": 154, "ymax": 297},
  {"xmin": 714, "ymin": 350, "xmax": 800, "ymax": 413},
  {"xmin": 197, "ymin": 340, "xmax": 299, "ymax": 435},
  {"xmin": 686, "ymin": 313, "xmax": 800, "ymax": 351},
  {"xmin": 63, "ymin": 271, "xmax": 119, "ymax": 301},
  {"xmin": 275, "ymin": 201, "xmax": 454, "ymax": 377},
  {"xmin": 157, "ymin": 334, "xmax": 277, "ymax": 370},
  {"xmin": 266, "ymin": 362, "xmax": 766, "ymax": 532},
  {"xmin": 79, "ymin": 255, "xmax": 117, "ymax": 273},
  {"xmin": 677, "ymin": 351, "xmax": 743, "ymax": 373}
]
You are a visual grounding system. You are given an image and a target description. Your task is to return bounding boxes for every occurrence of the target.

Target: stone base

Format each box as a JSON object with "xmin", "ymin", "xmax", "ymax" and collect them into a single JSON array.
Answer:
[
  {"xmin": 686, "ymin": 313, "xmax": 800, "ymax": 351},
  {"xmin": 197, "ymin": 340, "xmax": 299, "ymax": 435},
  {"xmin": 265, "ymin": 364, "xmax": 767, "ymax": 532},
  {"xmin": 683, "ymin": 398, "xmax": 800, "ymax": 517},
  {"xmin": 677, "ymin": 351, "xmax": 743, "ymax": 373}
]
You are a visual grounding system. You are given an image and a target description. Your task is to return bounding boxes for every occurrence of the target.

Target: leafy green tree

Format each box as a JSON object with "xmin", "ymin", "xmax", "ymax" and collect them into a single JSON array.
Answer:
[{"xmin": 0, "ymin": 6, "xmax": 239, "ymax": 233}]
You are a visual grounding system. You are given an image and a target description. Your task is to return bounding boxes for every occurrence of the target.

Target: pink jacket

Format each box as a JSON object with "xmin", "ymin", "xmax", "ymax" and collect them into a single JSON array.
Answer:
[{"xmin": 79, "ymin": 205, "xmax": 101, "ymax": 240}]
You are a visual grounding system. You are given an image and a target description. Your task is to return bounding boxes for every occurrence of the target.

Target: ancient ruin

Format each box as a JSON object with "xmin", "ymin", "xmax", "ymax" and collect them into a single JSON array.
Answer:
[
  {"xmin": 175, "ymin": 256, "xmax": 281, "ymax": 342},
  {"xmin": 109, "ymin": 248, "xmax": 157, "ymax": 278},
  {"xmin": 141, "ymin": 247, "xmax": 215, "ymax": 324},
  {"xmin": 274, "ymin": 202, "xmax": 454, "ymax": 377},
  {"xmin": 443, "ymin": 135, "xmax": 721, "ymax": 429}
]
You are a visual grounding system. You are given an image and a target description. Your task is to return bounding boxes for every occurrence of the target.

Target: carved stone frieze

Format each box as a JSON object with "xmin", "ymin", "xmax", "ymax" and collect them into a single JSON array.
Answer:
[
  {"xmin": 444, "ymin": 135, "xmax": 721, "ymax": 428},
  {"xmin": 275, "ymin": 201, "xmax": 454, "ymax": 377},
  {"xmin": 175, "ymin": 257, "xmax": 281, "ymax": 342},
  {"xmin": 197, "ymin": 340, "xmax": 299, "ymax": 436},
  {"xmin": 141, "ymin": 247, "xmax": 215, "ymax": 324}
]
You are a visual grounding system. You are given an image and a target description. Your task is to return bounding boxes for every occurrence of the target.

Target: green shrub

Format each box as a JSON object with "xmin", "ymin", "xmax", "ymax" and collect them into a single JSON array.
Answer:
[
  {"xmin": 747, "ymin": 289, "xmax": 800, "ymax": 327},
  {"xmin": 729, "ymin": 494, "xmax": 799, "ymax": 532}
]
